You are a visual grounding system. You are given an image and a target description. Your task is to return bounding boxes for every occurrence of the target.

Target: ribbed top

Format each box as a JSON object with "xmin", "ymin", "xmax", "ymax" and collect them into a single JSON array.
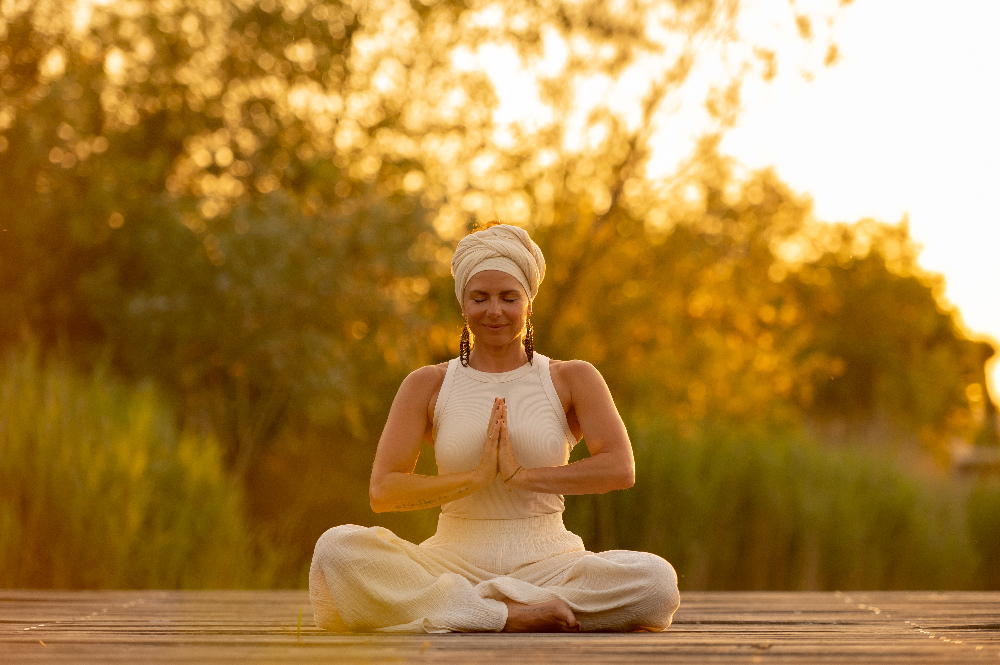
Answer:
[{"xmin": 432, "ymin": 353, "xmax": 576, "ymax": 519}]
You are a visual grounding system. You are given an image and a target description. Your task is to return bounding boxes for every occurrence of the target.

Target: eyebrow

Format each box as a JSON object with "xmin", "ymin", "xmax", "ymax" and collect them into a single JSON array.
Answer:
[{"xmin": 469, "ymin": 290, "xmax": 522, "ymax": 296}]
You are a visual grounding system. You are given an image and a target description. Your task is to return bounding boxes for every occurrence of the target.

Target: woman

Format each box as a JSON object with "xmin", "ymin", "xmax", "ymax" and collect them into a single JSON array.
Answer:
[{"xmin": 309, "ymin": 224, "xmax": 679, "ymax": 633}]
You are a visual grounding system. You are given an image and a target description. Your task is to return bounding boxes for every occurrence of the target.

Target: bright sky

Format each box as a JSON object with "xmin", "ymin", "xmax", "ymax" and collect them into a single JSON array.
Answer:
[
  {"xmin": 714, "ymin": 0, "xmax": 1000, "ymax": 402},
  {"xmin": 73, "ymin": 0, "xmax": 999, "ymax": 402},
  {"xmin": 478, "ymin": 0, "xmax": 999, "ymax": 402}
]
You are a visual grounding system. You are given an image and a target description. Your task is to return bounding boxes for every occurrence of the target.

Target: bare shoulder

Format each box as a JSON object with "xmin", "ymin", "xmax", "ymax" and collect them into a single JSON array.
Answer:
[
  {"xmin": 399, "ymin": 361, "xmax": 449, "ymax": 398},
  {"xmin": 547, "ymin": 359, "xmax": 609, "ymax": 408},
  {"xmin": 549, "ymin": 358, "xmax": 606, "ymax": 389}
]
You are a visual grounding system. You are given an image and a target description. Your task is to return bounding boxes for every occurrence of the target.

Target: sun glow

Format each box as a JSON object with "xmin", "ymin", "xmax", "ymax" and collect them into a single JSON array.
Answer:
[
  {"xmin": 719, "ymin": 0, "xmax": 1000, "ymax": 401},
  {"xmin": 473, "ymin": 0, "xmax": 1000, "ymax": 403}
]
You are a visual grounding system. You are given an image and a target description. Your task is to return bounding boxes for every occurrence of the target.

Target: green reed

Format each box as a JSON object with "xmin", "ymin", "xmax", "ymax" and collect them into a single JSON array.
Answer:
[
  {"xmin": 3, "ymin": 344, "xmax": 996, "ymax": 590},
  {"xmin": 0, "ymin": 348, "xmax": 279, "ymax": 589},
  {"xmin": 967, "ymin": 479, "xmax": 1000, "ymax": 589},
  {"xmin": 566, "ymin": 422, "xmax": 985, "ymax": 590}
]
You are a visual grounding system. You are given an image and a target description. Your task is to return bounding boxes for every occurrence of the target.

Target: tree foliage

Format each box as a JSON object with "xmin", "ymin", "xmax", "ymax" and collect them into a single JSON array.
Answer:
[
  {"xmin": 530, "ymin": 142, "xmax": 990, "ymax": 454},
  {"xmin": 1, "ymin": 0, "xmax": 995, "ymax": 583},
  {"xmin": 1, "ymin": 0, "xmax": 847, "ymax": 461}
]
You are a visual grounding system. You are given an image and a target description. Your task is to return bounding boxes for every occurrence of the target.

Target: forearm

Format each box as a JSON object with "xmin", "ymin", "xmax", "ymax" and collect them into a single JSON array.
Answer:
[
  {"xmin": 511, "ymin": 451, "xmax": 634, "ymax": 495},
  {"xmin": 370, "ymin": 469, "xmax": 484, "ymax": 513}
]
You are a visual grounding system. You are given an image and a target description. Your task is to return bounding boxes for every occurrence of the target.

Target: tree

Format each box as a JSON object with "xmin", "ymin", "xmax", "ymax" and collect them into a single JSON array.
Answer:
[
  {"xmin": 9, "ymin": 0, "xmax": 990, "ymax": 579},
  {"xmin": 1, "ymin": 0, "xmax": 835, "ymax": 457}
]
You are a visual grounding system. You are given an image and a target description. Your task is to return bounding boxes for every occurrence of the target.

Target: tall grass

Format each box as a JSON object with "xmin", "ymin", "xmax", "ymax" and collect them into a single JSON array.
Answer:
[
  {"xmin": 4, "ymin": 345, "xmax": 997, "ymax": 590},
  {"xmin": 0, "ymin": 349, "xmax": 279, "ymax": 588},
  {"xmin": 566, "ymin": 423, "xmax": 984, "ymax": 590},
  {"xmin": 968, "ymin": 479, "xmax": 1000, "ymax": 589}
]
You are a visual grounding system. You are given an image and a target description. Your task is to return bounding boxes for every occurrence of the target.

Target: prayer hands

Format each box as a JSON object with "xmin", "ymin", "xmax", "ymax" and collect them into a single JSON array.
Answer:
[
  {"xmin": 497, "ymin": 401, "xmax": 524, "ymax": 489},
  {"xmin": 474, "ymin": 398, "xmax": 503, "ymax": 488},
  {"xmin": 475, "ymin": 398, "xmax": 525, "ymax": 491}
]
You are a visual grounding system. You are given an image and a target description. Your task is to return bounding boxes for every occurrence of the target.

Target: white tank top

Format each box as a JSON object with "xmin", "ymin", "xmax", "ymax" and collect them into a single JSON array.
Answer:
[{"xmin": 432, "ymin": 353, "xmax": 577, "ymax": 519}]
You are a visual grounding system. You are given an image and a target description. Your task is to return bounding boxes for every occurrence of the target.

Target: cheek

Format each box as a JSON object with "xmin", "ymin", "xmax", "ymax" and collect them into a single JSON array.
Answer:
[{"xmin": 507, "ymin": 304, "xmax": 529, "ymax": 320}]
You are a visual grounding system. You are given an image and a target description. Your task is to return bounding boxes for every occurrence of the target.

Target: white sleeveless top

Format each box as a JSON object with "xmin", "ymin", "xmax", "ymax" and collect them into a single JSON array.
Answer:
[{"xmin": 432, "ymin": 353, "xmax": 577, "ymax": 519}]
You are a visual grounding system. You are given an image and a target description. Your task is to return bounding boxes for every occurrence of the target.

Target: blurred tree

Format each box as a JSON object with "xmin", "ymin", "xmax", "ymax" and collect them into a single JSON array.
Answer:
[
  {"xmin": 970, "ymin": 344, "xmax": 1000, "ymax": 448},
  {"xmin": 0, "ymin": 0, "xmax": 844, "ymax": 555},
  {"xmin": 4, "ymin": 0, "xmax": 993, "ymax": 581},
  {"xmin": 0, "ymin": 0, "xmax": 454, "ymax": 475},
  {"xmin": 524, "ymin": 138, "xmax": 992, "ymax": 459},
  {"xmin": 0, "ymin": 0, "xmax": 832, "ymax": 464},
  {"xmin": 786, "ymin": 221, "xmax": 991, "ymax": 457}
]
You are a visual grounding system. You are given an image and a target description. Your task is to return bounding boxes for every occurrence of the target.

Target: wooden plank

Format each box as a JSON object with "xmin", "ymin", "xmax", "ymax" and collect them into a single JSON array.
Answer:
[{"xmin": 1, "ymin": 591, "xmax": 998, "ymax": 663}]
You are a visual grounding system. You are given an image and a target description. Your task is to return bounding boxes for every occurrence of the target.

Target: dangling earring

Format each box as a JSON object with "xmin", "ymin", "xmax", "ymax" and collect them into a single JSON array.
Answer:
[
  {"xmin": 523, "ymin": 317, "xmax": 534, "ymax": 364},
  {"xmin": 460, "ymin": 318, "xmax": 471, "ymax": 367}
]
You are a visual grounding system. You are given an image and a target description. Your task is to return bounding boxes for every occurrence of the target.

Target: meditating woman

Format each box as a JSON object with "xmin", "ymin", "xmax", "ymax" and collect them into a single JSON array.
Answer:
[{"xmin": 309, "ymin": 223, "xmax": 679, "ymax": 633}]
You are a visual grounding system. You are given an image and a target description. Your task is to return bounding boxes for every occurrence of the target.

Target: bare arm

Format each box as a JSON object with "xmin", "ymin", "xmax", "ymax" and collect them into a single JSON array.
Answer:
[
  {"xmin": 498, "ymin": 361, "xmax": 635, "ymax": 495},
  {"xmin": 369, "ymin": 366, "xmax": 502, "ymax": 513}
]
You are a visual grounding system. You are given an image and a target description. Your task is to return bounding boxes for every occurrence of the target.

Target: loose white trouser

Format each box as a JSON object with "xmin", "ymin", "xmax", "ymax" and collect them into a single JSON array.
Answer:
[{"xmin": 309, "ymin": 512, "xmax": 680, "ymax": 633}]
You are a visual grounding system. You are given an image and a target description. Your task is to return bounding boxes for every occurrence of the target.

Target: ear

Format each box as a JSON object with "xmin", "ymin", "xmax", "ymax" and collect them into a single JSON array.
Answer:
[{"xmin": 527, "ymin": 301, "xmax": 532, "ymax": 317}]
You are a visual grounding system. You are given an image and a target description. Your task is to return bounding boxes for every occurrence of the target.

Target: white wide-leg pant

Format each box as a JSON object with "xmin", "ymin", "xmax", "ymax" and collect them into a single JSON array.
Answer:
[{"xmin": 309, "ymin": 512, "xmax": 680, "ymax": 633}]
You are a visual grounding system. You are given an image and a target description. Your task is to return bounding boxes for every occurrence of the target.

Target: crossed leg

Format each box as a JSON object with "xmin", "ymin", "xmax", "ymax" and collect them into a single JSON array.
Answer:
[
  {"xmin": 502, "ymin": 598, "xmax": 579, "ymax": 632},
  {"xmin": 310, "ymin": 525, "xmax": 679, "ymax": 633},
  {"xmin": 501, "ymin": 549, "xmax": 681, "ymax": 632}
]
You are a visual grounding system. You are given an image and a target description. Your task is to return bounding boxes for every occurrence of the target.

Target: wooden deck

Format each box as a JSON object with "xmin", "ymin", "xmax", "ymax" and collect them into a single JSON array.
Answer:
[{"xmin": 2, "ymin": 590, "xmax": 998, "ymax": 663}]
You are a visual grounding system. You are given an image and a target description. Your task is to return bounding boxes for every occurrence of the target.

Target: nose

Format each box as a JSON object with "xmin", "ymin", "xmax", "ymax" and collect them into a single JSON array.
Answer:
[{"xmin": 487, "ymin": 297, "xmax": 502, "ymax": 317}]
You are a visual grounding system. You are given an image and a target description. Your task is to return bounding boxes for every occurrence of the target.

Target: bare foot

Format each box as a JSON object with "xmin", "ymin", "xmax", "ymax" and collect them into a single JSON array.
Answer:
[{"xmin": 502, "ymin": 599, "xmax": 579, "ymax": 632}]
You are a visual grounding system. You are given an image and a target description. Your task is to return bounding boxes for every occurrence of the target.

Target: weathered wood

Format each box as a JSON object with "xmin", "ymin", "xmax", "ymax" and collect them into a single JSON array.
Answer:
[{"xmin": 1, "ymin": 590, "xmax": 998, "ymax": 663}]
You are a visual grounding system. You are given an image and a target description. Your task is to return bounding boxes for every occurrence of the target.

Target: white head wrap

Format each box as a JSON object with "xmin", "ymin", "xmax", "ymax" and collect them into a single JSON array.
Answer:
[{"xmin": 451, "ymin": 224, "xmax": 546, "ymax": 305}]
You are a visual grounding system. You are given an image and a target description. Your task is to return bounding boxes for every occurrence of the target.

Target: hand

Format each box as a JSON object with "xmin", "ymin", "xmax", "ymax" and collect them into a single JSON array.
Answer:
[
  {"xmin": 473, "ymin": 397, "xmax": 503, "ymax": 488},
  {"xmin": 498, "ymin": 401, "xmax": 524, "ymax": 489}
]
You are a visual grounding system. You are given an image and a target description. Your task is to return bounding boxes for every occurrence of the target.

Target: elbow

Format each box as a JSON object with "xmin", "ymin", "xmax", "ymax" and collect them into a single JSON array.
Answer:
[
  {"xmin": 595, "ymin": 452, "xmax": 635, "ymax": 492},
  {"xmin": 369, "ymin": 483, "xmax": 389, "ymax": 513},
  {"xmin": 600, "ymin": 469, "xmax": 634, "ymax": 493},
  {"xmin": 613, "ymin": 464, "xmax": 635, "ymax": 491}
]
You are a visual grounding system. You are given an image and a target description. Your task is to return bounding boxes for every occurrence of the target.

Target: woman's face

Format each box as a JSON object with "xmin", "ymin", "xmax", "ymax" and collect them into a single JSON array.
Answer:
[{"xmin": 462, "ymin": 270, "xmax": 531, "ymax": 348}]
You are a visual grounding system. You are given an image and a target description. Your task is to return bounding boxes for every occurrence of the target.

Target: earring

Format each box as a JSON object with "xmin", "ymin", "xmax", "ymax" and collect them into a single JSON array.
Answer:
[
  {"xmin": 460, "ymin": 319, "xmax": 471, "ymax": 367},
  {"xmin": 523, "ymin": 317, "xmax": 534, "ymax": 364}
]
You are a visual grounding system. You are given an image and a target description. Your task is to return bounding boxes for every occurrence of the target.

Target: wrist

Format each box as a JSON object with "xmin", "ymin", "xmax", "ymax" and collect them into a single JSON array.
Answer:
[
  {"xmin": 503, "ymin": 464, "xmax": 527, "ymax": 491},
  {"xmin": 472, "ymin": 465, "xmax": 495, "ymax": 489}
]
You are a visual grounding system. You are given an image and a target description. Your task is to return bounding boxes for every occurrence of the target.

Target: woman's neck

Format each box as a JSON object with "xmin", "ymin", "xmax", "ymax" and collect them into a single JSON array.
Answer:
[{"xmin": 467, "ymin": 341, "xmax": 528, "ymax": 373}]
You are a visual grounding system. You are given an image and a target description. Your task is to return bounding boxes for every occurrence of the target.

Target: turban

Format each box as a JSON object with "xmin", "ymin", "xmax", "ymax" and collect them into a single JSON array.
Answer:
[{"xmin": 451, "ymin": 224, "xmax": 546, "ymax": 305}]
